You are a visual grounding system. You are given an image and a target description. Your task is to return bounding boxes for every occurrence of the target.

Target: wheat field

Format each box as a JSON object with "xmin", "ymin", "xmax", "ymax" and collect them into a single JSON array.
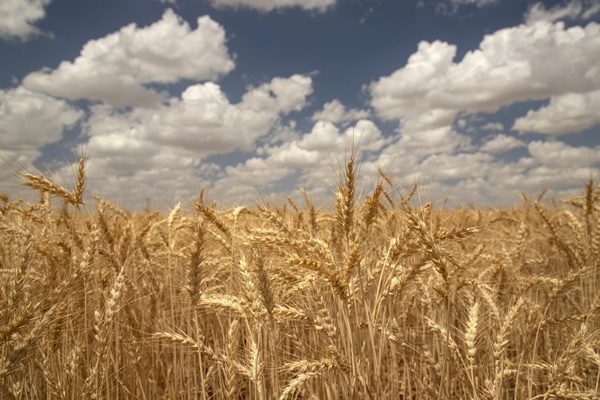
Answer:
[{"xmin": 1, "ymin": 156, "xmax": 599, "ymax": 399}]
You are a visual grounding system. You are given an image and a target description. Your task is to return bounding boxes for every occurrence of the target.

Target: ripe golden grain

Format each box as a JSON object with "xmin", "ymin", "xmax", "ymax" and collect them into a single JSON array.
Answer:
[{"xmin": 1, "ymin": 157, "xmax": 599, "ymax": 399}]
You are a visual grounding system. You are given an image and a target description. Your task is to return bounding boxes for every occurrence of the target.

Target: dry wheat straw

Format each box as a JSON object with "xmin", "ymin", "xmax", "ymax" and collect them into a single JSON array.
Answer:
[
  {"xmin": 3, "ymin": 153, "xmax": 600, "ymax": 399},
  {"xmin": 300, "ymin": 188, "xmax": 318, "ymax": 233}
]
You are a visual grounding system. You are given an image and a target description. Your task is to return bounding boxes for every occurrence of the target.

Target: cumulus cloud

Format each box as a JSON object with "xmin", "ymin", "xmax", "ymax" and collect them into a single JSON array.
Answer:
[
  {"xmin": 77, "ymin": 147, "xmax": 211, "ymax": 208},
  {"xmin": 512, "ymin": 90, "xmax": 600, "ymax": 135},
  {"xmin": 367, "ymin": 148, "xmax": 501, "ymax": 205},
  {"xmin": 376, "ymin": 21, "xmax": 600, "ymax": 113},
  {"xmin": 150, "ymin": 75, "xmax": 313, "ymax": 151},
  {"xmin": 486, "ymin": 161, "xmax": 595, "ymax": 200},
  {"xmin": 371, "ymin": 139, "xmax": 598, "ymax": 207},
  {"xmin": 0, "ymin": 0, "xmax": 51, "ymax": 40},
  {"xmin": 84, "ymin": 75, "xmax": 312, "ymax": 157},
  {"xmin": 258, "ymin": 119, "xmax": 385, "ymax": 172},
  {"xmin": 74, "ymin": 73, "xmax": 311, "ymax": 205},
  {"xmin": 311, "ymin": 99, "xmax": 371, "ymax": 125},
  {"xmin": 481, "ymin": 122, "xmax": 503, "ymax": 131},
  {"xmin": 527, "ymin": 141, "xmax": 600, "ymax": 169},
  {"xmin": 209, "ymin": 0, "xmax": 336, "ymax": 12},
  {"xmin": 362, "ymin": 13, "xmax": 600, "ymax": 205},
  {"xmin": 370, "ymin": 40, "xmax": 456, "ymax": 120},
  {"xmin": 479, "ymin": 134, "xmax": 525, "ymax": 153},
  {"xmin": 525, "ymin": 1, "xmax": 600, "ymax": 24},
  {"xmin": 209, "ymin": 119, "xmax": 386, "ymax": 202},
  {"xmin": 0, "ymin": 86, "xmax": 83, "ymax": 156},
  {"xmin": 298, "ymin": 119, "xmax": 385, "ymax": 153},
  {"xmin": 0, "ymin": 86, "xmax": 82, "ymax": 200},
  {"xmin": 23, "ymin": 9, "xmax": 235, "ymax": 107},
  {"xmin": 475, "ymin": 140, "xmax": 598, "ymax": 204},
  {"xmin": 241, "ymin": 75, "xmax": 314, "ymax": 114},
  {"xmin": 418, "ymin": 152, "xmax": 494, "ymax": 180},
  {"xmin": 5, "ymin": 2, "xmax": 598, "ymax": 210},
  {"xmin": 377, "ymin": 119, "xmax": 470, "ymax": 165},
  {"xmin": 369, "ymin": 20, "xmax": 600, "ymax": 136}
]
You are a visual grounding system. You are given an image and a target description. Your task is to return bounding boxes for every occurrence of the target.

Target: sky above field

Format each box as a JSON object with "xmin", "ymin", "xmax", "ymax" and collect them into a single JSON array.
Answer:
[{"xmin": 1, "ymin": 0, "xmax": 599, "ymax": 209}]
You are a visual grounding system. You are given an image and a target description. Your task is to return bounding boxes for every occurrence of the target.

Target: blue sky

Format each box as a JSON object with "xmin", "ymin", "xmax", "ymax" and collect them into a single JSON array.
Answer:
[{"xmin": 1, "ymin": 0, "xmax": 599, "ymax": 209}]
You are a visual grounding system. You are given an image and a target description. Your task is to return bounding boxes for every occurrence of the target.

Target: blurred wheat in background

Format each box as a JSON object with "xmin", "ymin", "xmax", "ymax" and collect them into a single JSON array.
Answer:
[{"xmin": 1, "ymin": 156, "xmax": 599, "ymax": 399}]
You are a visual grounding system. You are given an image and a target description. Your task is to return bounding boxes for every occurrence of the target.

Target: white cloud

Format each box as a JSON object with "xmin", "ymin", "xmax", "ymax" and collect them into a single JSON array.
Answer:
[
  {"xmin": 366, "ymin": 16, "xmax": 600, "ymax": 207},
  {"xmin": 298, "ymin": 119, "xmax": 385, "ymax": 153},
  {"xmin": 527, "ymin": 140, "xmax": 600, "ymax": 169},
  {"xmin": 61, "ymin": 74, "xmax": 313, "ymax": 207},
  {"xmin": 23, "ymin": 9, "xmax": 235, "ymax": 107},
  {"xmin": 489, "ymin": 162, "xmax": 596, "ymax": 199},
  {"xmin": 5, "ymin": 4, "xmax": 599, "ymax": 210},
  {"xmin": 79, "ymin": 149, "xmax": 209, "ymax": 208},
  {"xmin": 0, "ymin": 86, "xmax": 82, "ymax": 201},
  {"xmin": 264, "ymin": 119, "xmax": 384, "ymax": 168},
  {"xmin": 418, "ymin": 152, "xmax": 494, "ymax": 180},
  {"xmin": 481, "ymin": 122, "xmax": 503, "ymax": 131},
  {"xmin": 369, "ymin": 21, "xmax": 600, "ymax": 137},
  {"xmin": 311, "ymin": 99, "xmax": 370, "ymax": 125},
  {"xmin": 513, "ymin": 90, "xmax": 600, "ymax": 135},
  {"xmin": 0, "ymin": 86, "xmax": 83, "ymax": 156},
  {"xmin": 219, "ymin": 118, "xmax": 471, "ymax": 206},
  {"xmin": 84, "ymin": 74, "xmax": 312, "ymax": 156},
  {"xmin": 381, "ymin": 125, "xmax": 470, "ymax": 160},
  {"xmin": 241, "ymin": 74, "xmax": 314, "ymax": 114},
  {"xmin": 371, "ymin": 22, "xmax": 600, "ymax": 115},
  {"xmin": 209, "ymin": 0, "xmax": 336, "ymax": 12},
  {"xmin": 0, "ymin": 0, "xmax": 51, "ymax": 40},
  {"xmin": 77, "ymin": 103, "xmax": 231, "ymax": 207},
  {"xmin": 209, "ymin": 119, "xmax": 385, "ymax": 202},
  {"xmin": 372, "ymin": 141, "xmax": 599, "ymax": 207},
  {"xmin": 296, "ymin": 120, "xmax": 345, "ymax": 152},
  {"xmin": 362, "ymin": 149, "xmax": 501, "ymax": 205},
  {"xmin": 370, "ymin": 40, "xmax": 456, "ymax": 120},
  {"xmin": 210, "ymin": 157, "xmax": 294, "ymax": 204},
  {"xmin": 525, "ymin": 1, "xmax": 600, "ymax": 24},
  {"xmin": 268, "ymin": 142, "xmax": 322, "ymax": 169},
  {"xmin": 87, "ymin": 132, "xmax": 161, "ymax": 173},
  {"xmin": 344, "ymin": 120, "xmax": 387, "ymax": 151},
  {"xmin": 479, "ymin": 134, "xmax": 525, "ymax": 153}
]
